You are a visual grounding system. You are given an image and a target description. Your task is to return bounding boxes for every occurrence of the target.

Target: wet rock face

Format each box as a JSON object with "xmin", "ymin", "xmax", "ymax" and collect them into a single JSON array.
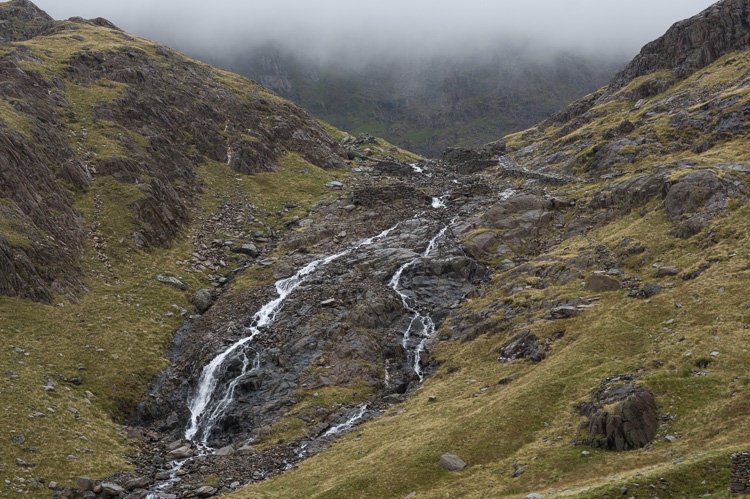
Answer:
[
  {"xmin": 578, "ymin": 381, "xmax": 657, "ymax": 451},
  {"xmin": 134, "ymin": 212, "xmax": 489, "ymax": 445}
]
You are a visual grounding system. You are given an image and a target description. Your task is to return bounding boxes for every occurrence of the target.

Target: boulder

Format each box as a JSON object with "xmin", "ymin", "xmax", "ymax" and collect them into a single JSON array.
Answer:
[
  {"xmin": 578, "ymin": 382, "xmax": 657, "ymax": 451},
  {"xmin": 76, "ymin": 476, "xmax": 94, "ymax": 491},
  {"xmin": 585, "ymin": 274, "xmax": 621, "ymax": 292},
  {"xmin": 230, "ymin": 243, "xmax": 259, "ymax": 257},
  {"xmin": 439, "ymin": 453, "xmax": 467, "ymax": 471},
  {"xmin": 325, "ymin": 181, "xmax": 344, "ymax": 190},
  {"xmin": 166, "ymin": 445, "xmax": 193, "ymax": 459},
  {"xmin": 191, "ymin": 289, "xmax": 214, "ymax": 313},
  {"xmin": 196, "ymin": 485, "xmax": 217, "ymax": 497},
  {"xmin": 155, "ymin": 274, "xmax": 187, "ymax": 291},
  {"xmin": 124, "ymin": 476, "xmax": 150, "ymax": 490},
  {"xmin": 215, "ymin": 445, "xmax": 235, "ymax": 457},
  {"xmin": 550, "ymin": 306, "xmax": 578, "ymax": 319},
  {"xmin": 655, "ymin": 265, "xmax": 679, "ymax": 278},
  {"xmin": 498, "ymin": 331, "xmax": 545, "ymax": 363},
  {"xmin": 101, "ymin": 482, "xmax": 125, "ymax": 497},
  {"xmin": 639, "ymin": 282, "xmax": 664, "ymax": 298}
]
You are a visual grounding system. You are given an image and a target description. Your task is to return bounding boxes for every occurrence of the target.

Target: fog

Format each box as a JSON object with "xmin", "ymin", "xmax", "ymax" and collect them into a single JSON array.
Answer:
[{"xmin": 34, "ymin": 0, "xmax": 717, "ymax": 62}]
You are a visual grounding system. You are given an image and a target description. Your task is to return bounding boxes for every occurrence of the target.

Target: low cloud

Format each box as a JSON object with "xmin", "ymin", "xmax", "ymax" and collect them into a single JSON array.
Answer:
[{"xmin": 35, "ymin": 0, "xmax": 717, "ymax": 61}]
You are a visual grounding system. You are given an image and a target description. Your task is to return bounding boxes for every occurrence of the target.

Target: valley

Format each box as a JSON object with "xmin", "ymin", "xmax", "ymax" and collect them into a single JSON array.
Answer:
[{"xmin": 0, "ymin": 1, "xmax": 749, "ymax": 498}]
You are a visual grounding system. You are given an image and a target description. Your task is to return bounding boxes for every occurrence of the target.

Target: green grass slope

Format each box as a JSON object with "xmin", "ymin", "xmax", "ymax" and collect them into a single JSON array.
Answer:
[{"xmin": 238, "ymin": 48, "xmax": 750, "ymax": 499}]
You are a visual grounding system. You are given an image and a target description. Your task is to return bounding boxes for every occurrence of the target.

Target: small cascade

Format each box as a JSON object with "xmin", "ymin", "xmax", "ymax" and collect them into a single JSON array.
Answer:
[
  {"xmin": 431, "ymin": 196, "xmax": 446, "ymax": 209},
  {"xmin": 322, "ymin": 404, "xmax": 368, "ymax": 437},
  {"xmin": 185, "ymin": 222, "xmax": 402, "ymax": 443},
  {"xmin": 388, "ymin": 221, "xmax": 453, "ymax": 381}
]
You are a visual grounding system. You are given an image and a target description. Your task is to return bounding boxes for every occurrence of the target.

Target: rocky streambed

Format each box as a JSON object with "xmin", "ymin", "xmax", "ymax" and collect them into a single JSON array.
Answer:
[{"xmin": 56, "ymin": 153, "xmax": 582, "ymax": 498}]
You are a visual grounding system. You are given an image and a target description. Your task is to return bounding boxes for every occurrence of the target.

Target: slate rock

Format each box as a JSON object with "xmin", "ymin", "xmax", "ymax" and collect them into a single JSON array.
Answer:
[
  {"xmin": 639, "ymin": 282, "xmax": 663, "ymax": 298},
  {"xmin": 578, "ymin": 382, "xmax": 657, "ymax": 451},
  {"xmin": 550, "ymin": 306, "xmax": 578, "ymax": 319},
  {"xmin": 101, "ymin": 482, "xmax": 125, "ymax": 496},
  {"xmin": 655, "ymin": 265, "xmax": 679, "ymax": 278},
  {"xmin": 191, "ymin": 289, "xmax": 214, "ymax": 313},
  {"xmin": 585, "ymin": 274, "xmax": 621, "ymax": 292},
  {"xmin": 76, "ymin": 476, "xmax": 94, "ymax": 491},
  {"xmin": 124, "ymin": 476, "xmax": 150, "ymax": 490},
  {"xmin": 439, "ymin": 453, "xmax": 467, "ymax": 471},
  {"xmin": 499, "ymin": 331, "xmax": 545, "ymax": 363},
  {"xmin": 166, "ymin": 445, "xmax": 193, "ymax": 459},
  {"xmin": 155, "ymin": 275, "xmax": 186, "ymax": 291},
  {"xmin": 215, "ymin": 444, "xmax": 234, "ymax": 457},
  {"xmin": 196, "ymin": 485, "xmax": 217, "ymax": 497},
  {"xmin": 230, "ymin": 243, "xmax": 259, "ymax": 257}
]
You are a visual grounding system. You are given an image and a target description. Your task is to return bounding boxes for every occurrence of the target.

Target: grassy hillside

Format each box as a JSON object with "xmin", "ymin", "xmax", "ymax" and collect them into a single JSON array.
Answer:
[{"xmin": 237, "ymin": 47, "xmax": 750, "ymax": 499}]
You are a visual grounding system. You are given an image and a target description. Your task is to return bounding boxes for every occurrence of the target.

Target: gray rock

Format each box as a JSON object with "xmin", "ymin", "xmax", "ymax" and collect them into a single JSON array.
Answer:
[
  {"xmin": 510, "ymin": 463, "xmax": 526, "ymax": 477},
  {"xmin": 236, "ymin": 444, "xmax": 257, "ymax": 455},
  {"xmin": 639, "ymin": 282, "xmax": 664, "ymax": 298},
  {"xmin": 166, "ymin": 440, "xmax": 184, "ymax": 451},
  {"xmin": 581, "ymin": 450, "xmax": 591, "ymax": 457},
  {"xmin": 498, "ymin": 375, "xmax": 515, "ymax": 385},
  {"xmin": 15, "ymin": 458, "xmax": 35, "ymax": 467},
  {"xmin": 196, "ymin": 485, "xmax": 217, "ymax": 497},
  {"xmin": 230, "ymin": 243, "xmax": 259, "ymax": 257},
  {"xmin": 48, "ymin": 481, "xmax": 58, "ymax": 490},
  {"xmin": 655, "ymin": 265, "xmax": 679, "ymax": 278},
  {"xmin": 325, "ymin": 181, "xmax": 344, "ymax": 190},
  {"xmin": 439, "ymin": 453, "xmax": 467, "ymax": 471},
  {"xmin": 578, "ymin": 382, "xmax": 657, "ymax": 451},
  {"xmin": 11, "ymin": 435, "xmax": 25, "ymax": 444},
  {"xmin": 166, "ymin": 445, "xmax": 193, "ymax": 459},
  {"xmin": 215, "ymin": 445, "xmax": 235, "ymax": 457},
  {"xmin": 320, "ymin": 298, "xmax": 336, "ymax": 306},
  {"xmin": 124, "ymin": 476, "xmax": 150, "ymax": 490},
  {"xmin": 526, "ymin": 494, "xmax": 543, "ymax": 499},
  {"xmin": 550, "ymin": 306, "xmax": 578, "ymax": 319},
  {"xmin": 664, "ymin": 435, "xmax": 677, "ymax": 443},
  {"xmin": 76, "ymin": 476, "xmax": 95, "ymax": 491},
  {"xmin": 191, "ymin": 289, "xmax": 214, "ymax": 313},
  {"xmin": 585, "ymin": 274, "xmax": 621, "ymax": 292},
  {"xmin": 155, "ymin": 275, "xmax": 186, "ymax": 291},
  {"xmin": 101, "ymin": 482, "xmax": 125, "ymax": 496}
]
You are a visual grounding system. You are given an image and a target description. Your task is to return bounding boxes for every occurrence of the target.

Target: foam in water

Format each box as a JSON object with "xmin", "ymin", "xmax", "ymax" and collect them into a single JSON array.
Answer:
[
  {"xmin": 388, "ymin": 221, "xmax": 452, "ymax": 381},
  {"xmin": 185, "ymin": 223, "xmax": 401, "ymax": 442}
]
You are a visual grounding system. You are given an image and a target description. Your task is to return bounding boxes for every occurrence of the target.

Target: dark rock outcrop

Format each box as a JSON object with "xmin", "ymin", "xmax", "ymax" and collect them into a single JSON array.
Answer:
[
  {"xmin": 578, "ymin": 380, "xmax": 657, "ymax": 451},
  {"xmin": 609, "ymin": 0, "xmax": 750, "ymax": 90},
  {"xmin": 0, "ymin": 0, "xmax": 56, "ymax": 42}
]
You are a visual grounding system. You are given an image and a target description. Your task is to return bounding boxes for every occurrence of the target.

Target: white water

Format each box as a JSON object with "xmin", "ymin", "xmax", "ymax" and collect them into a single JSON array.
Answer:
[
  {"xmin": 185, "ymin": 223, "xmax": 402, "ymax": 443},
  {"xmin": 322, "ymin": 404, "xmax": 368, "ymax": 437},
  {"xmin": 409, "ymin": 163, "xmax": 423, "ymax": 174},
  {"xmin": 144, "ymin": 457, "xmax": 189, "ymax": 499},
  {"xmin": 388, "ymin": 222, "xmax": 453, "ymax": 381},
  {"xmin": 431, "ymin": 196, "xmax": 446, "ymax": 209}
]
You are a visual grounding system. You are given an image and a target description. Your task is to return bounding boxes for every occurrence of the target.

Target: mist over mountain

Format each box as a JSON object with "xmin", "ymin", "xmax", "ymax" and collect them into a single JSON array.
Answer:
[
  {"xmin": 33, "ymin": 1, "xmax": 716, "ymax": 156},
  {"xmin": 203, "ymin": 44, "xmax": 621, "ymax": 157}
]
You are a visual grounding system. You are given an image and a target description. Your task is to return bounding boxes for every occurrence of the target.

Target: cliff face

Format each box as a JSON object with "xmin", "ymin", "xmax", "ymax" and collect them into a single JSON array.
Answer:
[
  {"xmin": 610, "ymin": 0, "xmax": 750, "ymax": 89},
  {"xmin": 0, "ymin": 1, "xmax": 347, "ymax": 303}
]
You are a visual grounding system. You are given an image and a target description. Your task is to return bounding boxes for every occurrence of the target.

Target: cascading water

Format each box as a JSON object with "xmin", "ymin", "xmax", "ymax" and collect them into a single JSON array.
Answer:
[
  {"xmin": 388, "ymin": 221, "xmax": 454, "ymax": 381},
  {"xmin": 185, "ymin": 223, "xmax": 402, "ymax": 443},
  {"xmin": 322, "ymin": 404, "xmax": 368, "ymax": 437}
]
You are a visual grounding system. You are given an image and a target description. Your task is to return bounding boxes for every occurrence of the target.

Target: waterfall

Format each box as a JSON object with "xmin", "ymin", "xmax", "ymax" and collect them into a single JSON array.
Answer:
[
  {"xmin": 388, "ymin": 221, "xmax": 453, "ymax": 381},
  {"xmin": 184, "ymin": 223, "xmax": 402, "ymax": 443}
]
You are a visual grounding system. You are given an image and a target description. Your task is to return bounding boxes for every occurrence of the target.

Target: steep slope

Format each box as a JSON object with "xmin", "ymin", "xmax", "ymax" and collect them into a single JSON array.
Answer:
[
  {"xmin": 210, "ymin": 45, "xmax": 621, "ymax": 158},
  {"xmin": 235, "ymin": 1, "xmax": 750, "ymax": 498},
  {"xmin": 3, "ymin": 1, "xmax": 750, "ymax": 499},
  {"xmin": 0, "ymin": 1, "xmax": 373, "ymax": 496}
]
